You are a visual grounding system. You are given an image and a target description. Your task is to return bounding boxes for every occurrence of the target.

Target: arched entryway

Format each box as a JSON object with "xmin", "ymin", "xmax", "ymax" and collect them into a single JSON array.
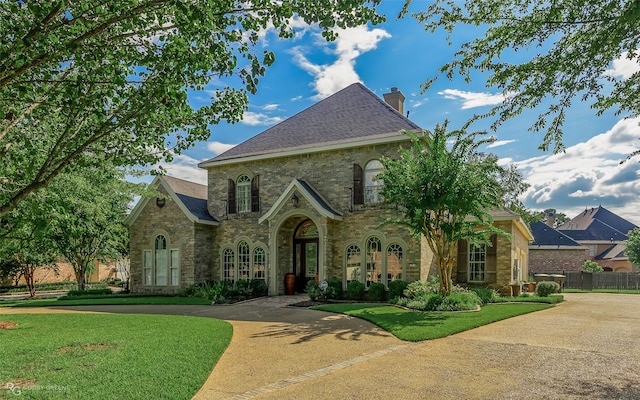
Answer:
[{"xmin": 293, "ymin": 219, "xmax": 319, "ymax": 292}]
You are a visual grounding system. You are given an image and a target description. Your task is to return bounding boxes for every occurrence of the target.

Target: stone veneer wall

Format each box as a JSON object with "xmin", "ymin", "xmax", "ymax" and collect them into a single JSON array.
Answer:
[
  {"xmin": 129, "ymin": 186, "xmax": 199, "ymax": 294},
  {"xmin": 206, "ymin": 142, "xmax": 427, "ymax": 293}
]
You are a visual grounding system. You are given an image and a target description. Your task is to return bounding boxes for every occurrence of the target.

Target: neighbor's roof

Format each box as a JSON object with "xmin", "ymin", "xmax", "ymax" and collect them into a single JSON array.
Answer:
[
  {"xmin": 199, "ymin": 83, "xmax": 421, "ymax": 166},
  {"xmin": 595, "ymin": 243, "xmax": 627, "ymax": 260},
  {"xmin": 558, "ymin": 206, "xmax": 638, "ymax": 241},
  {"xmin": 530, "ymin": 221, "xmax": 583, "ymax": 247}
]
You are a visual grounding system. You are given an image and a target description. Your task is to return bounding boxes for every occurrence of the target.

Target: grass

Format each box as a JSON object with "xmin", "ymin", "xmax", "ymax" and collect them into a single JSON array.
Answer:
[
  {"xmin": 0, "ymin": 295, "xmax": 212, "ymax": 307},
  {"xmin": 0, "ymin": 313, "xmax": 232, "ymax": 399},
  {"xmin": 312, "ymin": 303, "xmax": 552, "ymax": 341}
]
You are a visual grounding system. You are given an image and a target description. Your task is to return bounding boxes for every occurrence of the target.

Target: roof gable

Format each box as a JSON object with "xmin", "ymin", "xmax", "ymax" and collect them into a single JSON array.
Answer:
[
  {"xmin": 201, "ymin": 83, "xmax": 421, "ymax": 165},
  {"xmin": 125, "ymin": 176, "xmax": 217, "ymax": 226}
]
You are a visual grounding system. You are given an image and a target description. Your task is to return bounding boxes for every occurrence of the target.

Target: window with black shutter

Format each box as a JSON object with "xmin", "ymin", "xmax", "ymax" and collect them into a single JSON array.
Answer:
[
  {"xmin": 251, "ymin": 175, "xmax": 260, "ymax": 212},
  {"xmin": 227, "ymin": 179, "xmax": 236, "ymax": 214},
  {"xmin": 353, "ymin": 163, "xmax": 364, "ymax": 205}
]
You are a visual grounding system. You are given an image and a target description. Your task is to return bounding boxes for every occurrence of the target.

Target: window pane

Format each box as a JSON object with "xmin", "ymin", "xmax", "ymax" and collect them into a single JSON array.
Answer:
[
  {"xmin": 346, "ymin": 245, "xmax": 361, "ymax": 283},
  {"xmin": 238, "ymin": 241, "xmax": 250, "ymax": 280},
  {"xmin": 364, "ymin": 160, "xmax": 383, "ymax": 204},
  {"xmin": 386, "ymin": 244, "xmax": 403, "ymax": 282},
  {"xmin": 253, "ymin": 247, "xmax": 266, "ymax": 280},
  {"xmin": 366, "ymin": 237, "xmax": 382, "ymax": 288},
  {"xmin": 143, "ymin": 250, "xmax": 152, "ymax": 286},
  {"xmin": 170, "ymin": 249, "xmax": 179, "ymax": 286},
  {"xmin": 469, "ymin": 243, "xmax": 486, "ymax": 282},
  {"xmin": 155, "ymin": 249, "xmax": 167, "ymax": 285},
  {"xmin": 223, "ymin": 248, "xmax": 235, "ymax": 282},
  {"xmin": 237, "ymin": 175, "xmax": 251, "ymax": 213}
]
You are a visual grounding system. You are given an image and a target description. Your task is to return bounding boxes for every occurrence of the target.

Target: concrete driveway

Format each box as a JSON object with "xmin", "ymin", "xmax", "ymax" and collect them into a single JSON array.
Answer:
[{"xmin": 4, "ymin": 293, "xmax": 640, "ymax": 399}]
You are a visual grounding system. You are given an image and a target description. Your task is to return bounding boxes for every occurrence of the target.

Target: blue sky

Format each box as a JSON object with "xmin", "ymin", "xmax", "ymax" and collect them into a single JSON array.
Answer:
[{"xmin": 153, "ymin": 1, "xmax": 640, "ymax": 224}]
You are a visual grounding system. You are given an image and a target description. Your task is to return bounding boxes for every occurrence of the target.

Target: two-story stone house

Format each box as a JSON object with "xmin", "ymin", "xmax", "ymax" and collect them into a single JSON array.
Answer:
[{"xmin": 126, "ymin": 83, "xmax": 532, "ymax": 295}]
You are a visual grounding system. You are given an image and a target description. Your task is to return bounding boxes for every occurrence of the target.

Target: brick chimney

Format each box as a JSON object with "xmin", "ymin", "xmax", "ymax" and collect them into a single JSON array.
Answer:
[
  {"xmin": 545, "ymin": 211, "xmax": 556, "ymax": 227},
  {"xmin": 383, "ymin": 87, "xmax": 405, "ymax": 116}
]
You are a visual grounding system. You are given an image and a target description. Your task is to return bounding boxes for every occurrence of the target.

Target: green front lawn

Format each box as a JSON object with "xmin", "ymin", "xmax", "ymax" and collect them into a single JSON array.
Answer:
[
  {"xmin": 312, "ymin": 303, "xmax": 552, "ymax": 341},
  {"xmin": 0, "ymin": 313, "xmax": 232, "ymax": 399},
  {"xmin": 0, "ymin": 295, "xmax": 212, "ymax": 307}
]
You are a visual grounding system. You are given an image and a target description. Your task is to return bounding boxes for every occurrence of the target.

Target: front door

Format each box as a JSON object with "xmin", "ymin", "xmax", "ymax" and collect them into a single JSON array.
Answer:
[
  {"xmin": 293, "ymin": 219, "xmax": 319, "ymax": 292},
  {"xmin": 294, "ymin": 239, "xmax": 318, "ymax": 292}
]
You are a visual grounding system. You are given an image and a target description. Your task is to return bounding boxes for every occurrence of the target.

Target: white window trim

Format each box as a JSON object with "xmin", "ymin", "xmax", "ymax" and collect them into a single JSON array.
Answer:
[
  {"xmin": 221, "ymin": 240, "xmax": 267, "ymax": 282},
  {"xmin": 142, "ymin": 235, "xmax": 180, "ymax": 287},
  {"xmin": 237, "ymin": 175, "xmax": 251, "ymax": 213},
  {"xmin": 468, "ymin": 242, "xmax": 487, "ymax": 283}
]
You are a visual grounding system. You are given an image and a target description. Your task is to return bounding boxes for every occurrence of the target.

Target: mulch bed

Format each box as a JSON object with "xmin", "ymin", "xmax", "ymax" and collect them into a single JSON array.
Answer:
[{"xmin": 0, "ymin": 321, "xmax": 18, "ymax": 329}]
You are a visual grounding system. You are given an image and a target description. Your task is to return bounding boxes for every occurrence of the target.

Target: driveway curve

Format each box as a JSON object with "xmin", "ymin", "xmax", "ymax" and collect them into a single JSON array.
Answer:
[{"xmin": 4, "ymin": 293, "xmax": 639, "ymax": 399}]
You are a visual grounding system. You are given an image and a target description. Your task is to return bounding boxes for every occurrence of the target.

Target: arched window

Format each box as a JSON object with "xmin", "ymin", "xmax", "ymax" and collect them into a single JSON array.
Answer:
[
  {"xmin": 236, "ymin": 175, "xmax": 251, "ymax": 213},
  {"xmin": 366, "ymin": 236, "xmax": 382, "ymax": 288},
  {"xmin": 155, "ymin": 235, "xmax": 168, "ymax": 285},
  {"xmin": 386, "ymin": 243, "xmax": 403, "ymax": 282},
  {"xmin": 364, "ymin": 160, "xmax": 383, "ymax": 204},
  {"xmin": 253, "ymin": 247, "xmax": 266, "ymax": 280},
  {"xmin": 345, "ymin": 245, "xmax": 362, "ymax": 284},
  {"xmin": 223, "ymin": 248, "xmax": 235, "ymax": 282},
  {"xmin": 238, "ymin": 241, "xmax": 250, "ymax": 280}
]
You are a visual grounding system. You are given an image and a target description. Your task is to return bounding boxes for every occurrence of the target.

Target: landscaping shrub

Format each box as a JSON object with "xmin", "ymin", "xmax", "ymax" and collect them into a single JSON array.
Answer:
[
  {"xmin": 401, "ymin": 293, "xmax": 443, "ymax": 311},
  {"xmin": 403, "ymin": 277, "xmax": 439, "ymax": 299},
  {"xmin": 66, "ymin": 288, "xmax": 112, "ymax": 297},
  {"xmin": 305, "ymin": 280, "xmax": 337, "ymax": 301},
  {"xmin": 583, "ymin": 260, "xmax": 603, "ymax": 272},
  {"xmin": 469, "ymin": 287, "xmax": 501, "ymax": 304},
  {"xmin": 249, "ymin": 279, "xmax": 268, "ymax": 297},
  {"xmin": 536, "ymin": 281, "xmax": 560, "ymax": 297},
  {"xmin": 388, "ymin": 279, "xmax": 408, "ymax": 300},
  {"xmin": 435, "ymin": 291, "xmax": 481, "ymax": 311},
  {"xmin": 326, "ymin": 279, "xmax": 344, "ymax": 299},
  {"xmin": 367, "ymin": 282, "xmax": 387, "ymax": 301},
  {"xmin": 346, "ymin": 280, "xmax": 365, "ymax": 300}
]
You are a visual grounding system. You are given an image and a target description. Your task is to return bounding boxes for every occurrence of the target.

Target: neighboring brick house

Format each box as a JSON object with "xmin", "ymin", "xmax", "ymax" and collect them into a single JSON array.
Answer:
[
  {"xmin": 126, "ymin": 83, "xmax": 532, "ymax": 295},
  {"xmin": 557, "ymin": 206, "xmax": 639, "ymax": 272},
  {"xmin": 529, "ymin": 221, "xmax": 588, "ymax": 274}
]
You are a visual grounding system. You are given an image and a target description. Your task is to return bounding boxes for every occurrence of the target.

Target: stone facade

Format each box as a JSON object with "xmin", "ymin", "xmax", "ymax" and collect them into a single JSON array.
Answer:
[
  {"xmin": 129, "ymin": 184, "xmax": 214, "ymax": 294},
  {"xmin": 529, "ymin": 247, "xmax": 589, "ymax": 274}
]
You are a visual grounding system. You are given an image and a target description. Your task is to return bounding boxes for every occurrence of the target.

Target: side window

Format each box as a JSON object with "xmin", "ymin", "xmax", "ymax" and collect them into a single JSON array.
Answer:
[
  {"xmin": 238, "ymin": 241, "xmax": 250, "ymax": 280},
  {"xmin": 143, "ymin": 250, "xmax": 152, "ymax": 285},
  {"xmin": 155, "ymin": 235, "xmax": 167, "ymax": 285},
  {"xmin": 253, "ymin": 247, "xmax": 266, "ymax": 280},
  {"xmin": 223, "ymin": 248, "xmax": 235, "ymax": 282},
  {"xmin": 366, "ymin": 236, "xmax": 382, "ymax": 288},
  {"xmin": 364, "ymin": 160, "xmax": 383, "ymax": 204},
  {"xmin": 345, "ymin": 245, "xmax": 362, "ymax": 284},
  {"xmin": 468, "ymin": 243, "xmax": 486, "ymax": 282},
  {"xmin": 386, "ymin": 243, "xmax": 403, "ymax": 282}
]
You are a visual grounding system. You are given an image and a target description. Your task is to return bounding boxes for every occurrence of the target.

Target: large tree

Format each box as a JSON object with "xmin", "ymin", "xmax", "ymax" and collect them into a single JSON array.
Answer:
[
  {"xmin": 379, "ymin": 123, "xmax": 526, "ymax": 296},
  {"xmin": 402, "ymin": 0, "xmax": 640, "ymax": 155},
  {"xmin": 0, "ymin": 0, "xmax": 384, "ymax": 217},
  {"xmin": 626, "ymin": 228, "xmax": 640, "ymax": 268},
  {"xmin": 45, "ymin": 165, "xmax": 140, "ymax": 290}
]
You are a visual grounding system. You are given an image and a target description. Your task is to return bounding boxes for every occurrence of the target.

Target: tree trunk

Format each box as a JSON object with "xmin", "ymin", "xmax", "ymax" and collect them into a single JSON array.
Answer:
[
  {"xmin": 76, "ymin": 269, "xmax": 86, "ymax": 291},
  {"xmin": 25, "ymin": 265, "xmax": 36, "ymax": 298}
]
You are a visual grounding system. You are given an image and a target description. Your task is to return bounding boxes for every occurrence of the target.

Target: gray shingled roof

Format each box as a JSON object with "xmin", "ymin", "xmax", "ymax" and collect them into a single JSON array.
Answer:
[
  {"xmin": 163, "ymin": 176, "xmax": 216, "ymax": 222},
  {"xmin": 530, "ymin": 221, "xmax": 583, "ymax": 246},
  {"xmin": 204, "ymin": 83, "xmax": 421, "ymax": 163},
  {"xmin": 558, "ymin": 206, "xmax": 638, "ymax": 241}
]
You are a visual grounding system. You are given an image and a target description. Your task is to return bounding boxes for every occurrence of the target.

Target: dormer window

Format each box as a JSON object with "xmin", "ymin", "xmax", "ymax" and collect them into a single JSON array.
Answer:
[
  {"xmin": 237, "ymin": 175, "xmax": 251, "ymax": 213},
  {"xmin": 353, "ymin": 160, "xmax": 384, "ymax": 206}
]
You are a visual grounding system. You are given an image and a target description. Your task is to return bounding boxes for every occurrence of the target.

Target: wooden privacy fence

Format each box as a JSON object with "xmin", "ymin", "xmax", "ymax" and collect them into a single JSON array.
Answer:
[{"xmin": 563, "ymin": 271, "xmax": 640, "ymax": 291}]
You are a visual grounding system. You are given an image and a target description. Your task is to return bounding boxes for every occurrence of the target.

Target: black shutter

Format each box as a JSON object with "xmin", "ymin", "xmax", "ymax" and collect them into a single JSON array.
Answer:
[
  {"xmin": 251, "ymin": 175, "xmax": 260, "ymax": 212},
  {"xmin": 227, "ymin": 179, "xmax": 236, "ymax": 214},
  {"xmin": 456, "ymin": 239, "xmax": 468, "ymax": 283},
  {"xmin": 486, "ymin": 235, "xmax": 497, "ymax": 283},
  {"xmin": 353, "ymin": 163, "xmax": 364, "ymax": 205}
]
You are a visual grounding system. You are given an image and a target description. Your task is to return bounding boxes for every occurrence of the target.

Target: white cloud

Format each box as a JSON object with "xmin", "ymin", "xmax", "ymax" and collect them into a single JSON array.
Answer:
[
  {"xmin": 604, "ymin": 51, "xmax": 640, "ymax": 79},
  {"xmin": 291, "ymin": 95, "xmax": 303, "ymax": 102},
  {"xmin": 487, "ymin": 139, "xmax": 516, "ymax": 149},
  {"xmin": 156, "ymin": 153, "xmax": 206, "ymax": 185},
  {"xmin": 517, "ymin": 117, "xmax": 640, "ymax": 222},
  {"xmin": 206, "ymin": 141, "xmax": 236, "ymax": 156},
  {"xmin": 261, "ymin": 103, "xmax": 279, "ymax": 111},
  {"xmin": 438, "ymin": 89, "xmax": 515, "ymax": 109},
  {"xmin": 241, "ymin": 111, "xmax": 283, "ymax": 126},
  {"xmin": 291, "ymin": 26, "xmax": 391, "ymax": 99}
]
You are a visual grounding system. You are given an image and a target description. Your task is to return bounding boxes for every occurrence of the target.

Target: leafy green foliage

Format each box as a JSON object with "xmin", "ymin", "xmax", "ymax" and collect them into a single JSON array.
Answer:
[
  {"xmin": 346, "ymin": 280, "xmax": 366, "ymax": 300},
  {"xmin": 388, "ymin": 279, "xmax": 409, "ymax": 299},
  {"xmin": 305, "ymin": 280, "xmax": 337, "ymax": 301},
  {"xmin": 626, "ymin": 228, "xmax": 640, "ymax": 267},
  {"xmin": 367, "ymin": 282, "xmax": 387, "ymax": 301},
  {"xmin": 435, "ymin": 290, "xmax": 481, "ymax": 311},
  {"xmin": 583, "ymin": 260, "xmax": 604, "ymax": 272},
  {"xmin": 380, "ymin": 125, "xmax": 524, "ymax": 295},
  {"xmin": 403, "ymin": 0, "xmax": 640, "ymax": 155},
  {"xmin": 0, "ymin": 1, "xmax": 385, "ymax": 216},
  {"xmin": 536, "ymin": 281, "xmax": 561, "ymax": 297},
  {"xmin": 469, "ymin": 287, "xmax": 501, "ymax": 304}
]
